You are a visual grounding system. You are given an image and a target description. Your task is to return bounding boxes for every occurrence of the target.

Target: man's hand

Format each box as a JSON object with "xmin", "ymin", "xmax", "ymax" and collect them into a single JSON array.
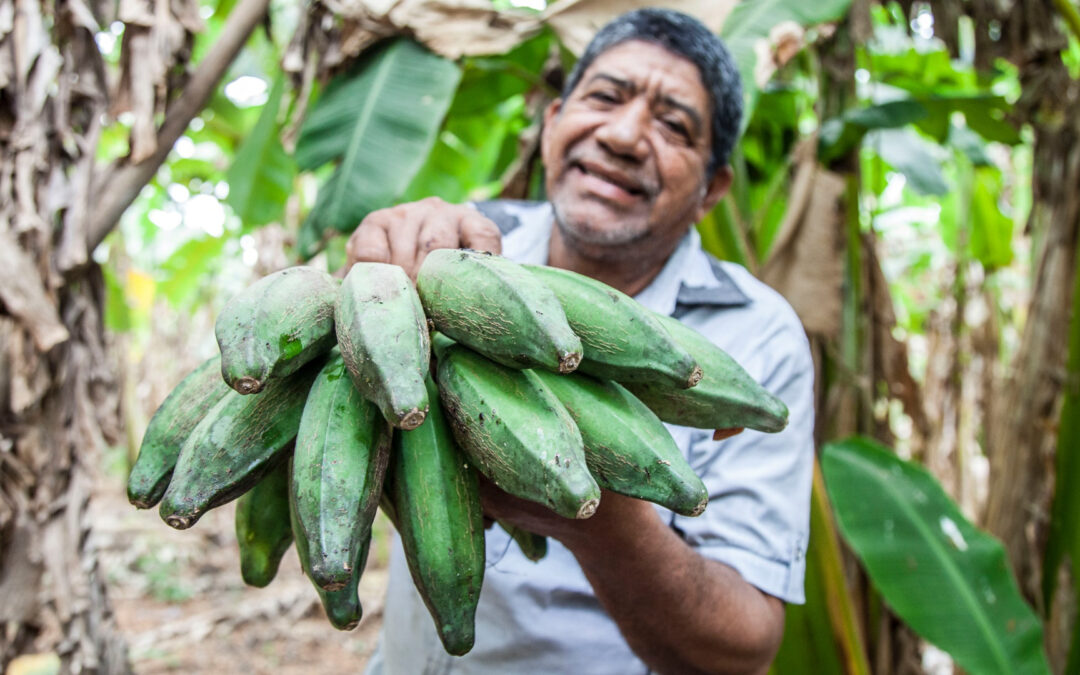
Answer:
[
  {"xmin": 482, "ymin": 478, "xmax": 785, "ymax": 675},
  {"xmin": 345, "ymin": 197, "xmax": 502, "ymax": 279}
]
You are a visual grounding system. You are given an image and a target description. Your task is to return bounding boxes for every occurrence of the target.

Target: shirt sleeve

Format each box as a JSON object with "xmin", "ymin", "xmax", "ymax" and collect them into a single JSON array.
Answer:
[{"xmin": 667, "ymin": 305, "xmax": 816, "ymax": 604}]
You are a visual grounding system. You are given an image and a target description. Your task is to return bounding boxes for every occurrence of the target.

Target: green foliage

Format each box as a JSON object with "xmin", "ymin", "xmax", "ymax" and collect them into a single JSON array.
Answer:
[
  {"xmin": 820, "ymin": 95, "xmax": 1019, "ymax": 165},
  {"xmin": 226, "ymin": 74, "xmax": 296, "ymax": 227},
  {"xmin": 720, "ymin": 0, "xmax": 856, "ymax": 129},
  {"xmin": 103, "ymin": 263, "xmax": 134, "ymax": 334},
  {"xmin": 157, "ymin": 235, "xmax": 230, "ymax": 310},
  {"xmin": 447, "ymin": 31, "xmax": 554, "ymax": 116},
  {"xmin": 871, "ymin": 128, "xmax": 948, "ymax": 196},
  {"xmin": 295, "ymin": 39, "xmax": 462, "ymax": 256},
  {"xmin": 773, "ymin": 467, "xmax": 870, "ymax": 675},
  {"xmin": 823, "ymin": 437, "xmax": 1050, "ymax": 675},
  {"xmin": 968, "ymin": 167, "xmax": 1014, "ymax": 269}
]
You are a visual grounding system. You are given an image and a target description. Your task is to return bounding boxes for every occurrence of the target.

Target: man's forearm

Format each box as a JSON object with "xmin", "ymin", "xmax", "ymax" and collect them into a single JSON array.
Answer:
[{"xmin": 560, "ymin": 494, "xmax": 785, "ymax": 675}]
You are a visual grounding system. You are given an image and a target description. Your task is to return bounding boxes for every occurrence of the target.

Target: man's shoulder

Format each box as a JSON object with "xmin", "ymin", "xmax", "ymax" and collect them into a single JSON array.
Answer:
[{"xmin": 676, "ymin": 254, "xmax": 809, "ymax": 370}]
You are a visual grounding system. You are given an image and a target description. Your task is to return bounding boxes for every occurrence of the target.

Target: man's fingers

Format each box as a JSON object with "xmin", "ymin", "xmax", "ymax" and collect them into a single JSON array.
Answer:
[
  {"xmin": 346, "ymin": 222, "xmax": 391, "ymax": 266},
  {"xmin": 413, "ymin": 217, "xmax": 464, "ymax": 274},
  {"xmin": 713, "ymin": 427, "xmax": 745, "ymax": 441},
  {"xmin": 460, "ymin": 214, "xmax": 502, "ymax": 255},
  {"xmin": 385, "ymin": 212, "xmax": 425, "ymax": 278}
]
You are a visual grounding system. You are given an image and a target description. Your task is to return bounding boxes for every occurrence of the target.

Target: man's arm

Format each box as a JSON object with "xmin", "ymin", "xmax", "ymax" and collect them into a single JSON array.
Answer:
[
  {"xmin": 481, "ymin": 482, "xmax": 786, "ymax": 675},
  {"xmin": 347, "ymin": 199, "xmax": 794, "ymax": 674}
]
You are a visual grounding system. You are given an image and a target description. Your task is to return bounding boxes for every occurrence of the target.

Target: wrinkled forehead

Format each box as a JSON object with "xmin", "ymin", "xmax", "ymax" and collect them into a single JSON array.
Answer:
[{"xmin": 575, "ymin": 40, "xmax": 712, "ymax": 114}]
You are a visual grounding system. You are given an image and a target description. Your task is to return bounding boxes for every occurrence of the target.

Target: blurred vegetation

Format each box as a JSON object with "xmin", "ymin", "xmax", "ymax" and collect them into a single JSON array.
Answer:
[{"xmin": 95, "ymin": 0, "xmax": 1080, "ymax": 672}]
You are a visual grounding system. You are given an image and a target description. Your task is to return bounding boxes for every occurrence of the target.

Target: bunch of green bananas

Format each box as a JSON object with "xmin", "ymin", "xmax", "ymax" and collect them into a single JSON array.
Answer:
[{"xmin": 127, "ymin": 249, "xmax": 788, "ymax": 656}]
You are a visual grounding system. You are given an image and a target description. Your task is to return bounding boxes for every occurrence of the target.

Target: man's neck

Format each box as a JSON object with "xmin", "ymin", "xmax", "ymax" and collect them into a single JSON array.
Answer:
[{"xmin": 547, "ymin": 226, "xmax": 675, "ymax": 298}]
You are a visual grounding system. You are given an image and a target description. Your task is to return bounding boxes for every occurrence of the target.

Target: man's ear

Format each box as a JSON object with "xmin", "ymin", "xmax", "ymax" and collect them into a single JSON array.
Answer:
[
  {"xmin": 540, "ymin": 98, "xmax": 563, "ymax": 166},
  {"xmin": 693, "ymin": 165, "xmax": 734, "ymax": 223}
]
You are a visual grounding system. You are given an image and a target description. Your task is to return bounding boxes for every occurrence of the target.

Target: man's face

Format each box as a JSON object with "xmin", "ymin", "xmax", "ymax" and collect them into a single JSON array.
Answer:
[{"xmin": 541, "ymin": 40, "xmax": 728, "ymax": 256}]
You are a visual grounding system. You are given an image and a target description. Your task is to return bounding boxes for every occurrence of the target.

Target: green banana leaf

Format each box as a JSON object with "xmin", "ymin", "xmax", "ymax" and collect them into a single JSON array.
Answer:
[
  {"xmin": 295, "ymin": 39, "xmax": 462, "ymax": 256},
  {"xmin": 822, "ymin": 437, "xmax": 1050, "ymax": 675},
  {"xmin": 226, "ymin": 74, "xmax": 296, "ymax": 227},
  {"xmin": 719, "ymin": 0, "xmax": 854, "ymax": 131},
  {"xmin": 819, "ymin": 95, "xmax": 1019, "ymax": 163},
  {"xmin": 870, "ymin": 128, "xmax": 949, "ymax": 196},
  {"xmin": 772, "ymin": 461, "xmax": 870, "ymax": 675}
]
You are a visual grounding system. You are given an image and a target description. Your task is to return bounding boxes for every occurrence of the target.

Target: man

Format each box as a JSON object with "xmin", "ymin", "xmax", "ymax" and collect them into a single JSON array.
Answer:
[{"xmin": 351, "ymin": 9, "xmax": 814, "ymax": 674}]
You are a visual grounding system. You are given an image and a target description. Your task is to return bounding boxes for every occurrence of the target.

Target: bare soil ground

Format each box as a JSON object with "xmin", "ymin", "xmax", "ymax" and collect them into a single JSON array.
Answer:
[{"xmin": 93, "ymin": 473, "xmax": 391, "ymax": 674}]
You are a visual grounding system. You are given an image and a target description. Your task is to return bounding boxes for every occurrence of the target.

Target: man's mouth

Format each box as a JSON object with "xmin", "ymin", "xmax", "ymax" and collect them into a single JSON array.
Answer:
[{"xmin": 572, "ymin": 161, "xmax": 650, "ymax": 203}]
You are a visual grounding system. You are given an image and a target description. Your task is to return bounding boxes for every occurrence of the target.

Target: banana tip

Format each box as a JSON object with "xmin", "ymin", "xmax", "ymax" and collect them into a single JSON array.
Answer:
[
  {"xmin": 164, "ymin": 513, "xmax": 198, "ymax": 530},
  {"xmin": 398, "ymin": 409, "xmax": 427, "ymax": 430},
  {"xmin": 576, "ymin": 498, "xmax": 599, "ymax": 519},
  {"xmin": 558, "ymin": 352, "xmax": 582, "ymax": 374},
  {"xmin": 686, "ymin": 366, "xmax": 703, "ymax": 388},
  {"xmin": 688, "ymin": 498, "xmax": 708, "ymax": 518},
  {"xmin": 233, "ymin": 376, "xmax": 264, "ymax": 395},
  {"xmin": 332, "ymin": 617, "xmax": 361, "ymax": 632}
]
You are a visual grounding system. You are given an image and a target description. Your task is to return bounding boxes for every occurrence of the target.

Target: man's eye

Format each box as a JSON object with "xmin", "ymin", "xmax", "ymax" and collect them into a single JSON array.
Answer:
[
  {"xmin": 662, "ymin": 118, "xmax": 689, "ymax": 137},
  {"xmin": 589, "ymin": 91, "xmax": 618, "ymax": 103}
]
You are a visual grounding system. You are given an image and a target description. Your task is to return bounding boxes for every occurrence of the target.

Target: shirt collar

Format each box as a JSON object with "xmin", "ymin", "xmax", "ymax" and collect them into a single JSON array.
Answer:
[{"xmin": 635, "ymin": 227, "xmax": 751, "ymax": 315}]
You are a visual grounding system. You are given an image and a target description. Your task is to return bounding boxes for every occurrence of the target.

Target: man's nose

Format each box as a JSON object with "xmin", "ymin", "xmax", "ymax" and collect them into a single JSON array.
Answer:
[{"xmin": 594, "ymin": 99, "xmax": 649, "ymax": 162}]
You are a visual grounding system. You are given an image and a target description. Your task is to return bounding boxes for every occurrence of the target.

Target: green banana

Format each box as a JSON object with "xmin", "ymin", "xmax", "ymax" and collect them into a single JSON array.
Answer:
[
  {"xmin": 384, "ymin": 376, "xmax": 485, "ymax": 656},
  {"xmin": 534, "ymin": 370, "xmax": 708, "ymax": 517},
  {"xmin": 417, "ymin": 249, "xmax": 583, "ymax": 373},
  {"xmin": 291, "ymin": 352, "xmax": 391, "ymax": 591},
  {"xmin": 499, "ymin": 521, "xmax": 547, "ymax": 562},
  {"xmin": 289, "ymin": 458, "xmax": 369, "ymax": 631},
  {"xmin": 526, "ymin": 264, "xmax": 702, "ymax": 389},
  {"xmin": 235, "ymin": 459, "xmax": 293, "ymax": 587},
  {"xmin": 158, "ymin": 361, "xmax": 319, "ymax": 530},
  {"xmin": 436, "ymin": 342, "xmax": 600, "ymax": 520},
  {"xmin": 216, "ymin": 266, "xmax": 337, "ymax": 394},
  {"xmin": 128, "ymin": 355, "xmax": 231, "ymax": 508},
  {"xmin": 336, "ymin": 263, "xmax": 430, "ymax": 430},
  {"xmin": 627, "ymin": 314, "xmax": 789, "ymax": 433}
]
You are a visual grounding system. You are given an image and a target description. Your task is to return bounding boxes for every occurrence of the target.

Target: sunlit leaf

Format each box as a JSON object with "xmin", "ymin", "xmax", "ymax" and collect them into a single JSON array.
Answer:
[
  {"xmin": 403, "ymin": 99, "xmax": 518, "ymax": 204},
  {"xmin": 199, "ymin": 91, "xmax": 256, "ymax": 149},
  {"xmin": 103, "ymin": 262, "xmax": 133, "ymax": 333},
  {"xmin": 823, "ymin": 437, "xmax": 1050, "ymax": 675},
  {"xmin": 869, "ymin": 48, "xmax": 978, "ymax": 95},
  {"xmin": 949, "ymin": 123, "xmax": 994, "ymax": 167},
  {"xmin": 157, "ymin": 235, "xmax": 228, "ymax": 310},
  {"xmin": 969, "ymin": 168, "xmax": 1013, "ymax": 269},
  {"xmin": 226, "ymin": 74, "xmax": 296, "ymax": 227},
  {"xmin": 169, "ymin": 158, "xmax": 222, "ymax": 186},
  {"xmin": 871, "ymin": 128, "xmax": 949, "ymax": 196},
  {"xmin": 296, "ymin": 39, "xmax": 462, "ymax": 256}
]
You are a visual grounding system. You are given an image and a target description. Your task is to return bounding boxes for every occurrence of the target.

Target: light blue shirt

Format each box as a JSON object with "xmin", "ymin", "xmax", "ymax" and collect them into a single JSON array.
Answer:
[{"xmin": 366, "ymin": 201, "xmax": 815, "ymax": 675}]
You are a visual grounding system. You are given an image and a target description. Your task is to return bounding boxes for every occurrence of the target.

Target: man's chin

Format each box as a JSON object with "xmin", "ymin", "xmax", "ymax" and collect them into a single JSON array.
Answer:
[{"xmin": 552, "ymin": 202, "xmax": 650, "ymax": 249}]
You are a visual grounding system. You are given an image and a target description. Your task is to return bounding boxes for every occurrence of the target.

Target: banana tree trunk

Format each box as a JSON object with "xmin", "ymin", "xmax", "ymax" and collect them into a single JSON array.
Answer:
[
  {"xmin": 983, "ymin": 51, "xmax": 1080, "ymax": 625},
  {"xmin": 0, "ymin": 0, "xmax": 267, "ymax": 669}
]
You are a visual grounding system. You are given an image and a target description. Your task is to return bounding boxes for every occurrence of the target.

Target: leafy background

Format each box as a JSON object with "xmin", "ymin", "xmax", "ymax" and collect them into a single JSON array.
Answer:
[{"xmin": 10, "ymin": 0, "xmax": 1080, "ymax": 672}]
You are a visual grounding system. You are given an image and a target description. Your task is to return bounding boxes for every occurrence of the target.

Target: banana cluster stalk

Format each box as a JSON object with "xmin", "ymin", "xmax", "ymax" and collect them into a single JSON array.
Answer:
[{"xmin": 128, "ymin": 249, "xmax": 789, "ymax": 655}]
